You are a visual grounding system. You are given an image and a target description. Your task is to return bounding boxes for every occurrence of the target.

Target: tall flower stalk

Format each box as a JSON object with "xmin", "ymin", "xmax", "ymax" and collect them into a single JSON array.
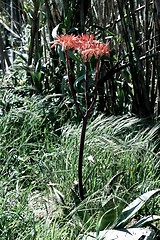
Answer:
[{"xmin": 51, "ymin": 34, "xmax": 110, "ymax": 200}]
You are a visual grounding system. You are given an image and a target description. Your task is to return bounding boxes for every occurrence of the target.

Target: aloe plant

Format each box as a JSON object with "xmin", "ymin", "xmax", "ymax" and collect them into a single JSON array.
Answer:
[
  {"xmin": 115, "ymin": 189, "xmax": 160, "ymax": 229},
  {"xmin": 52, "ymin": 172, "xmax": 160, "ymax": 238},
  {"xmin": 51, "ymin": 32, "xmax": 110, "ymax": 200},
  {"xmin": 94, "ymin": 189, "xmax": 160, "ymax": 239}
]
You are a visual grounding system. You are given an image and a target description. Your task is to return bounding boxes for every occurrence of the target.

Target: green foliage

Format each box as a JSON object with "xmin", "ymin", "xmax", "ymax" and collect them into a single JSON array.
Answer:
[
  {"xmin": 115, "ymin": 189, "xmax": 160, "ymax": 228},
  {"xmin": 1, "ymin": 0, "xmax": 160, "ymax": 116},
  {"xmin": 0, "ymin": 91, "xmax": 160, "ymax": 238},
  {"xmin": 0, "ymin": 1, "xmax": 160, "ymax": 239},
  {"xmin": 1, "ymin": 0, "xmax": 160, "ymax": 239}
]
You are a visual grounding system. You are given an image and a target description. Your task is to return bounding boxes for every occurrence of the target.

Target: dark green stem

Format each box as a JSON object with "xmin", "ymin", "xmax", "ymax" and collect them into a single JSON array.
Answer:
[
  {"xmin": 65, "ymin": 50, "xmax": 83, "ymax": 118},
  {"xmin": 65, "ymin": 51, "xmax": 101, "ymax": 201},
  {"xmin": 85, "ymin": 61, "xmax": 90, "ymax": 109},
  {"xmin": 78, "ymin": 115, "xmax": 87, "ymax": 200},
  {"xmin": 65, "ymin": 50, "xmax": 85, "ymax": 200},
  {"xmin": 78, "ymin": 59, "xmax": 101, "ymax": 200},
  {"xmin": 87, "ymin": 58, "xmax": 101, "ymax": 113}
]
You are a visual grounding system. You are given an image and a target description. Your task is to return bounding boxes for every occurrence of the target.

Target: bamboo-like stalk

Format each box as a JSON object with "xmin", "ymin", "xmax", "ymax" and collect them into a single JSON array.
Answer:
[
  {"xmin": 27, "ymin": 0, "xmax": 40, "ymax": 87},
  {"xmin": 154, "ymin": 0, "xmax": 160, "ymax": 115},
  {"xmin": 0, "ymin": 33, "xmax": 12, "ymax": 72},
  {"xmin": 28, "ymin": 0, "xmax": 39, "ymax": 67}
]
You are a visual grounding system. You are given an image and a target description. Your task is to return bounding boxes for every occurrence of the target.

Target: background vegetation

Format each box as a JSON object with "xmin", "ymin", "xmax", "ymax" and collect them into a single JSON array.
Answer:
[
  {"xmin": 0, "ymin": 0, "xmax": 160, "ymax": 239},
  {"xmin": 0, "ymin": 0, "xmax": 160, "ymax": 117}
]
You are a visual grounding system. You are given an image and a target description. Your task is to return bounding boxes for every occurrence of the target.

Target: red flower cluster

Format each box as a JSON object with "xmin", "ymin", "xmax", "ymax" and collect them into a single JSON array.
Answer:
[
  {"xmin": 51, "ymin": 34, "xmax": 78, "ymax": 51},
  {"xmin": 77, "ymin": 34, "xmax": 110, "ymax": 61},
  {"xmin": 51, "ymin": 34, "xmax": 110, "ymax": 62}
]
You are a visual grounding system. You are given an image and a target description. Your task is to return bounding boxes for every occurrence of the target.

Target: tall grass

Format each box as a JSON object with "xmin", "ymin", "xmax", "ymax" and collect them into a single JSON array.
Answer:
[{"xmin": 0, "ymin": 91, "xmax": 159, "ymax": 239}]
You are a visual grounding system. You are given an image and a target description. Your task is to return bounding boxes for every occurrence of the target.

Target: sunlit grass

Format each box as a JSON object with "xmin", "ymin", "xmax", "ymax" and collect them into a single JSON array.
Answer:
[{"xmin": 0, "ymin": 90, "xmax": 159, "ymax": 239}]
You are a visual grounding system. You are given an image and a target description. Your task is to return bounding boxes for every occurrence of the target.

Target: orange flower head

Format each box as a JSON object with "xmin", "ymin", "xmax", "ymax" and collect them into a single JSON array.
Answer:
[
  {"xmin": 94, "ymin": 42, "xmax": 110, "ymax": 58},
  {"xmin": 51, "ymin": 34, "xmax": 78, "ymax": 51},
  {"xmin": 78, "ymin": 34, "xmax": 95, "ymax": 44},
  {"xmin": 77, "ymin": 34, "xmax": 110, "ymax": 61},
  {"xmin": 51, "ymin": 33, "xmax": 110, "ymax": 61},
  {"xmin": 76, "ymin": 34, "xmax": 97, "ymax": 52}
]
